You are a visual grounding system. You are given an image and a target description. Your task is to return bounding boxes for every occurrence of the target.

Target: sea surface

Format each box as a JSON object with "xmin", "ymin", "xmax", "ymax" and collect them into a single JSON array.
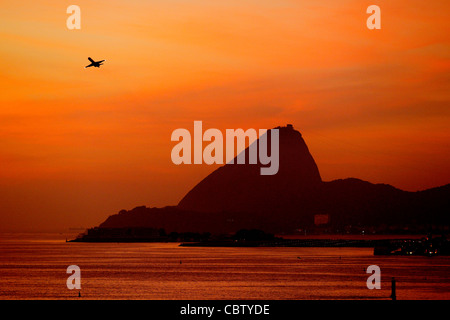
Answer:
[{"xmin": 0, "ymin": 233, "xmax": 449, "ymax": 300}]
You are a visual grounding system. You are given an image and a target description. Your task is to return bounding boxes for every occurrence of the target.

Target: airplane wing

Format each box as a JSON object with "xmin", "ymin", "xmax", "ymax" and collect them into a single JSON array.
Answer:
[{"xmin": 88, "ymin": 57, "xmax": 95, "ymax": 63}]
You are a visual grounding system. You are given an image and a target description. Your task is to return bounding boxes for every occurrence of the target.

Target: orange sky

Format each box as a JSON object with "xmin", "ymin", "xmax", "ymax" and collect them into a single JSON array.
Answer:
[{"xmin": 0, "ymin": 0, "xmax": 449, "ymax": 231}]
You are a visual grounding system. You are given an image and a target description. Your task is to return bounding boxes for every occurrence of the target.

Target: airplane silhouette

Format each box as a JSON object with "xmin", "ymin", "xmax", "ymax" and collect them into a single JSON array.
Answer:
[{"xmin": 84, "ymin": 57, "xmax": 105, "ymax": 68}]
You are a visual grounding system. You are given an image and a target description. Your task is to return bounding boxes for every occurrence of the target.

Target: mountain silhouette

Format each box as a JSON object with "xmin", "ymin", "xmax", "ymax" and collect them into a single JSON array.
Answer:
[
  {"xmin": 178, "ymin": 125, "xmax": 321, "ymax": 214},
  {"xmin": 99, "ymin": 125, "xmax": 449, "ymax": 234}
]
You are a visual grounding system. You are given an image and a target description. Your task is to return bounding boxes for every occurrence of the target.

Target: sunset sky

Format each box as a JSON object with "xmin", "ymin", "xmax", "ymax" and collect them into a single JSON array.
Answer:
[{"xmin": 0, "ymin": 0, "xmax": 449, "ymax": 231}]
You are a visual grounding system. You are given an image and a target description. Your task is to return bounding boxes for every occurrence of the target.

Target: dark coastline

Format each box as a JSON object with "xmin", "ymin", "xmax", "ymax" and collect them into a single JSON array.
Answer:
[
  {"xmin": 179, "ymin": 239, "xmax": 388, "ymax": 247},
  {"xmin": 69, "ymin": 235, "xmax": 450, "ymax": 256},
  {"xmin": 69, "ymin": 237, "xmax": 388, "ymax": 246}
]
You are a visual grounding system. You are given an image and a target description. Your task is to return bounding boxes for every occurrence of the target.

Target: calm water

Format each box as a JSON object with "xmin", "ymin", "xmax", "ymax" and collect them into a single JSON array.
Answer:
[{"xmin": 0, "ymin": 233, "xmax": 449, "ymax": 300}]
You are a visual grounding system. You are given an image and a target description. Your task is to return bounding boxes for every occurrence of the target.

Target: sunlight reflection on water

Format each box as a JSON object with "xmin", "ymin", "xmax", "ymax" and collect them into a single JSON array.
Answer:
[{"xmin": 0, "ymin": 233, "xmax": 449, "ymax": 300}]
